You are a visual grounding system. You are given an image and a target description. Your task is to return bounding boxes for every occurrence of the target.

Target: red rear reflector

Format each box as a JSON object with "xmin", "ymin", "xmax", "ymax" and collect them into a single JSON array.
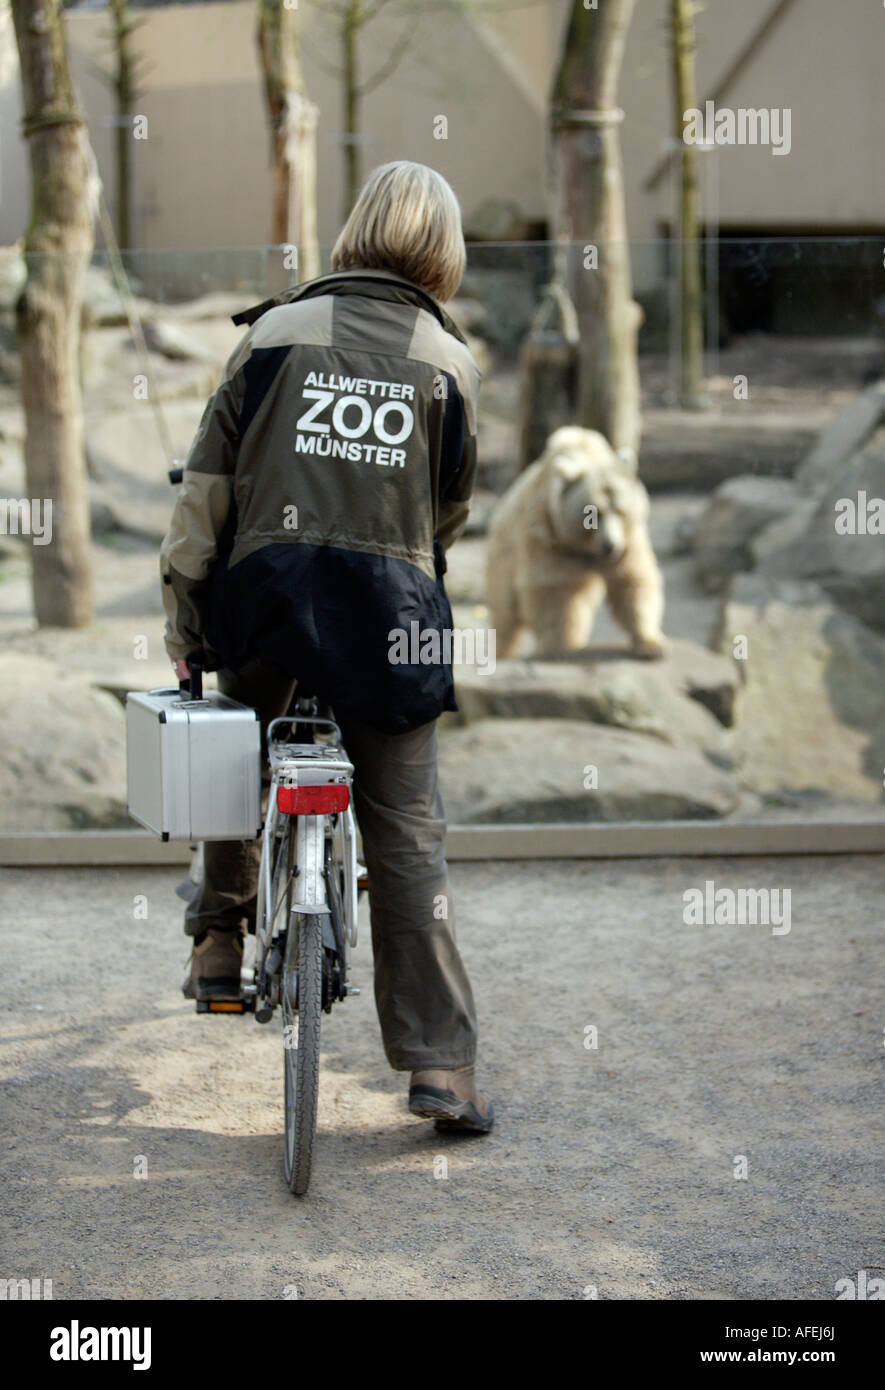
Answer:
[{"xmin": 277, "ymin": 783, "xmax": 350, "ymax": 814}]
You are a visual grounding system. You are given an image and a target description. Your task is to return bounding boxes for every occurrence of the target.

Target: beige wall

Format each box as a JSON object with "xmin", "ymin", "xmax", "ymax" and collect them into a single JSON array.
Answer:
[
  {"xmin": 1, "ymin": 0, "xmax": 559, "ymax": 257},
  {"xmin": 623, "ymin": 0, "xmax": 885, "ymax": 242},
  {"xmin": 1, "ymin": 0, "xmax": 883, "ymax": 289}
]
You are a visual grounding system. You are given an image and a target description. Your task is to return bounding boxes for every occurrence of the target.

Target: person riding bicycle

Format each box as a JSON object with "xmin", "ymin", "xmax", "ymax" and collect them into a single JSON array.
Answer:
[{"xmin": 160, "ymin": 160, "xmax": 492, "ymax": 1133}]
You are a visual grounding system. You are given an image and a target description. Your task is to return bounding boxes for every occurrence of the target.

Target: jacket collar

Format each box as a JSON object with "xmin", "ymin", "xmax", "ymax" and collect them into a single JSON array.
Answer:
[{"xmin": 231, "ymin": 266, "xmax": 468, "ymax": 346}]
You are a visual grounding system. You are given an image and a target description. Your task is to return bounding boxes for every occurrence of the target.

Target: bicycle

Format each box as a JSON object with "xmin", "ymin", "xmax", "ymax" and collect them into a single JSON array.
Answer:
[{"xmin": 241, "ymin": 694, "xmax": 362, "ymax": 1195}]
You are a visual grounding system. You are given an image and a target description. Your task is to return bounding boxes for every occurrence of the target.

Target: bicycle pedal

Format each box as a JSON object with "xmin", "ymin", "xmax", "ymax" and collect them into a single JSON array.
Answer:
[{"xmin": 196, "ymin": 999, "xmax": 249, "ymax": 1014}]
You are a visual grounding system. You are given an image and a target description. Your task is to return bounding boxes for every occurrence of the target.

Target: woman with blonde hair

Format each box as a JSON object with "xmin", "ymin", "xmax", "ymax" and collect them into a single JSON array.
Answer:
[{"xmin": 161, "ymin": 161, "xmax": 492, "ymax": 1132}]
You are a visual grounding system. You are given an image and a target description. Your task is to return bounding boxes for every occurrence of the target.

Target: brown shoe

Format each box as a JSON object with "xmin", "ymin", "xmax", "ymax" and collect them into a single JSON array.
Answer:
[
  {"xmin": 182, "ymin": 929, "xmax": 244, "ymax": 1002},
  {"xmin": 409, "ymin": 1064, "xmax": 494, "ymax": 1133}
]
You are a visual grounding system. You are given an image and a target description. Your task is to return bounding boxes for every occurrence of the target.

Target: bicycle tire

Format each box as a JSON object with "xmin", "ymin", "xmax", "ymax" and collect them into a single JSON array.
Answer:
[{"xmin": 282, "ymin": 911, "xmax": 323, "ymax": 1195}]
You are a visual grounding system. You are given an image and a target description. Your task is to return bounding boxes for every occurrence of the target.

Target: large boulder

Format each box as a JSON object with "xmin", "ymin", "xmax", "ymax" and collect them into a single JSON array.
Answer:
[
  {"xmin": 81, "ymin": 264, "xmax": 152, "ymax": 328},
  {"xmin": 713, "ymin": 575, "xmax": 885, "ymax": 803},
  {"xmin": 0, "ymin": 431, "xmax": 118, "ymax": 539},
  {"xmin": 752, "ymin": 440, "xmax": 885, "ymax": 635},
  {"xmin": 2, "ymin": 623, "xmax": 173, "ymax": 702},
  {"xmin": 141, "ymin": 316, "xmax": 217, "ymax": 363},
  {"xmin": 0, "ymin": 251, "xmax": 151, "ymax": 324},
  {"xmin": 463, "ymin": 198, "xmax": 533, "ymax": 243},
  {"xmin": 455, "ymin": 659, "xmax": 732, "ymax": 763},
  {"xmin": 83, "ymin": 330, "xmax": 220, "ymax": 408},
  {"xmin": 794, "ymin": 380, "xmax": 885, "ymax": 495},
  {"xmin": 693, "ymin": 475, "xmax": 799, "ymax": 593},
  {"xmin": 748, "ymin": 494, "xmax": 819, "ymax": 569},
  {"xmin": 0, "ymin": 654, "xmax": 130, "ymax": 830},
  {"xmin": 454, "ymin": 638, "xmax": 739, "ymax": 733},
  {"xmin": 638, "ymin": 406, "xmax": 822, "ymax": 489},
  {"xmin": 85, "ymin": 399, "xmax": 208, "ymax": 540},
  {"xmin": 158, "ymin": 291, "xmax": 257, "ymax": 323},
  {"xmin": 438, "ymin": 717, "xmax": 739, "ymax": 823}
]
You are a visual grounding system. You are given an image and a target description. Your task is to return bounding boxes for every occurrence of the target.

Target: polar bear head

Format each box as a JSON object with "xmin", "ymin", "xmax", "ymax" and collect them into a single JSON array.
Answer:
[{"xmin": 541, "ymin": 426, "xmax": 648, "ymax": 564}]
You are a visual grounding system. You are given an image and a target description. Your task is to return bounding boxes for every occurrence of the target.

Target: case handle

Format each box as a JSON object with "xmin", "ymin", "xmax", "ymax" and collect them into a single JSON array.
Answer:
[{"xmin": 179, "ymin": 661, "xmax": 203, "ymax": 701}]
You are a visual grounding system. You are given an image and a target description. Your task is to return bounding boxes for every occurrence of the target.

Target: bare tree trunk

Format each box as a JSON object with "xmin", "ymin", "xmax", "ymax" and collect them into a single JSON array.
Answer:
[
  {"xmin": 517, "ymin": 282, "xmax": 580, "ymax": 472},
  {"xmin": 12, "ymin": 0, "xmax": 95, "ymax": 627},
  {"xmin": 342, "ymin": 1, "xmax": 361, "ymax": 219},
  {"xmin": 671, "ymin": 0, "xmax": 705, "ymax": 406},
  {"xmin": 551, "ymin": 0, "xmax": 642, "ymax": 457},
  {"xmin": 257, "ymin": 0, "xmax": 320, "ymax": 283},
  {"xmin": 108, "ymin": 0, "xmax": 137, "ymax": 256}
]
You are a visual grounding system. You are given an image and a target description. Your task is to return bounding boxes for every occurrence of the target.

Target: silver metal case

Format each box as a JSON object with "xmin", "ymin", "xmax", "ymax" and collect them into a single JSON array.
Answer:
[{"xmin": 126, "ymin": 686, "xmax": 262, "ymax": 841}]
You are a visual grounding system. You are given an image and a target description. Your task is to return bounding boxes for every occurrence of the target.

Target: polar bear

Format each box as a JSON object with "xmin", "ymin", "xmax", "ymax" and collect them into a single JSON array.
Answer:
[{"xmin": 485, "ymin": 426, "xmax": 665, "ymax": 659}]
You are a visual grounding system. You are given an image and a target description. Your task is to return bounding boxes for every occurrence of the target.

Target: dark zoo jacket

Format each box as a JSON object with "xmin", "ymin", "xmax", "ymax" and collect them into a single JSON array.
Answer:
[{"xmin": 159, "ymin": 268, "xmax": 482, "ymax": 733}]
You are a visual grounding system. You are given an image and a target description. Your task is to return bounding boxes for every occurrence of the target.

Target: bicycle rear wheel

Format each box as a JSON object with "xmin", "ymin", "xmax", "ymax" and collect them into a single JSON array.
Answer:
[{"xmin": 282, "ymin": 911, "xmax": 323, "ymax": 1195}]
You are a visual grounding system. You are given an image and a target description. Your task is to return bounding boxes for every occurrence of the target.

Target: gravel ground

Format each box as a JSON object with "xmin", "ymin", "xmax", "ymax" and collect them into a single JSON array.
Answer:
[{"xmin": 0, "ymin": 854, "xmax": 881, "ymax": 1301}]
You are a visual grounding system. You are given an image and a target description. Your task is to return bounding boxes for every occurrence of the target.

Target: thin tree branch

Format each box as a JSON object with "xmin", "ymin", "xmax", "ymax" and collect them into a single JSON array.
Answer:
[
  {"xmin": 299, "ymin": 33, "xmax": 346, "ymax": 81},
  {"xmin": 357, "ymin": 10, "xmax": 423, "ymax": 95}
]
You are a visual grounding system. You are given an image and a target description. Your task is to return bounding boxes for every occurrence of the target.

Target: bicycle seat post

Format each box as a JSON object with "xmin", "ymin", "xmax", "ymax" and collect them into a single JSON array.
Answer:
[{"xmin": 292, "ymin": 692, "xmax": 318, "ymax": 743}]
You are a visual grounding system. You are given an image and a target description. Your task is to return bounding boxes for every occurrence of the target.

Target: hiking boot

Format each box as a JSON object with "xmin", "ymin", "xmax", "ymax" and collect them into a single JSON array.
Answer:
[
  {"xmin": 182, "ymin": 929, "xmax": 244, "ymax": 1002},
  {"xmin": 408, "ymin": 1064, "xmax": 494, "ymax": 1133}
]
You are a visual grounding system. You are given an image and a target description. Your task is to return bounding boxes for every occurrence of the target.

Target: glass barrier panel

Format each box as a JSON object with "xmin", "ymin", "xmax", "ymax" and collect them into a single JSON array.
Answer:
[{"xmin": 0, "ymin": 240, "xmax": 882, "ymax": 831}]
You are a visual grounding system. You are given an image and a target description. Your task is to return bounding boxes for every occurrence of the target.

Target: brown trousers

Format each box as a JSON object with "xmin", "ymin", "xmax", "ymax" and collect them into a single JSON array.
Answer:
[{"xmin": 184, "ymin": 660, "xmax": 478, "ymax": 1072}]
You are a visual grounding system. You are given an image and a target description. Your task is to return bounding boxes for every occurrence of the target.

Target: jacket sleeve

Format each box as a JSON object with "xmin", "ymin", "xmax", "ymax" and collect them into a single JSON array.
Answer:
[
  {"xmin": 159, "ymin": 350, "xmax": 246, "ymax": 663},
  {"xmin": 437, "ymin": 362, "xmax": 481, "ymax": 552}
]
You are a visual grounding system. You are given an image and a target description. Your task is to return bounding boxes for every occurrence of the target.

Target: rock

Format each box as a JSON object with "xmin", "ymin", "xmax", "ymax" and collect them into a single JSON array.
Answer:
[
  {"xmin": 454, "ymin": 657, "xmax": 733, "ymax": 764},
  {"xmin": 659, "ymin": 637, "xmax": 740, "ymax": 726},
  {"xmin": 159, "ymin": 291, "xmax": 257, "ymax": 323},
  {"xmin": 463, "ymin": 198, "xmax": 532, "ymax": 243},
  {"xmin": 749, "ymin": 494, "xmax": 819, "ymax": 568},
  {"xmin": 0, "ymin": 653, "xmax": 130, "ymax": 830},
  {"xmin": 81, "ymin": 264, "xmax": 151, "ymax": 327},
  {"xmin": 81, "ymin": 325, "xmax": 221, "ymax": 407},
  {"xmin": 2, "ymin": 623, "xmax": 173, "ymax": 695},
  {"xmin": 0, "ymin": 253, "xmax": 152, "ymax": 327},
  {"xmin": 0, "ymin": 405, "xmax": 24, "ymax": 444},
  {"xmin": 794, "ymin": 381, "xmax": 885, "ymax": 494},
  {"xmin": 141, "ymin": 316, "xmax": 216, "ymax": 363},
  {"xmin": 460, "ymin": 487, "xmax": 498, "ymax": 538},
  {"xmin": 639, "ymin": 406, "xmax": 823, "ymax": 489},
  {"xmin": 752, "ymin": 441, "xmax": 885, "ymax": 635},
  {"xmin": 693, "ymin": 475, "xmax": 799, "ymax": 593},
  {"xmin": 89, "ymin": 495, "xmax": 123, "ymax": 535},
  {"xmin": 447, "ymin": 296, "xmax": 488, "ymax": 337},
  {"xmin": 438, "ymin": 718, "xmax": 739, "ymax": 823},
  {"xmin": 462, "ymin": 331, "xmax": 492, "ymax": 379},
  {"xmin": 643, "ymin": 493, "xmax": 709, "ymax": 562},
  {"xmin": 0, "ymin": 244, "xmax": 26, "ymax": 311},
  {"xmin": 671, "ymin": 512, "xmax": 700, "ymax": 557},
  {"xmin": 85, "ymin": 399, "xmax": 208, "ymax": 541},
  {"xmin": 444, "ymin": 537, "xmax": 487, "ymax": 605},
  {"xmin": 713, "ymin": 575, "xmax": 885, "ymax": 803},
  {"xmin": 0, "ymin": 434, "xmax": 24, "ymax": 496},
  {"xmin": 459, "ymin": 268, "xmax": 538, "ymax": 352},
  {"xmin": 455, "ymin": 638, "xmax": 739, "ymax": 733}
]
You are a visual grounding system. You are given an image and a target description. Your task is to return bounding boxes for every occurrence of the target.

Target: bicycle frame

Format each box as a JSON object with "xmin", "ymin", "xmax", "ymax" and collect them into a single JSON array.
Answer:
[{"xmin": 247, "ymin": 714, "xmax": 358, "ymax": 1012}]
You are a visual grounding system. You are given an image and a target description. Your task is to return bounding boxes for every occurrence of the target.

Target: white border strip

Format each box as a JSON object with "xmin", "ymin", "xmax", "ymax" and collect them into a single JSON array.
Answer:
[{"xmin": 0, "ymin": 822, "xmax": 883, "ymax": 866}]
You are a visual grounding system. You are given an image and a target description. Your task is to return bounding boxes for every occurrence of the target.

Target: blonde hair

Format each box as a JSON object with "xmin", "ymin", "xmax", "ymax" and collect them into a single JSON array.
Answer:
[{"xmin": 330, "ymin": 161, "xmax": 466, "ymax": 305}]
